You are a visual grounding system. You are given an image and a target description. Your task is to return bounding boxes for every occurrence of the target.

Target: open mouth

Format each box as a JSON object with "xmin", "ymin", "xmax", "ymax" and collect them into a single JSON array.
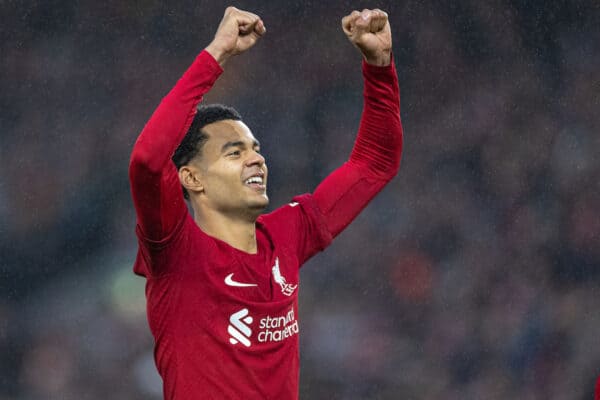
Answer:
[{"xmin": 244, "ymin": 175, "xmax": 266, "ymax": 191}]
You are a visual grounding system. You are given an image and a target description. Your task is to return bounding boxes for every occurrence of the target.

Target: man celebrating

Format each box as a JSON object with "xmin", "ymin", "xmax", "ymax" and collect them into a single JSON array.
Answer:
[{"xmin": 129, "ymin": 6, "xmax": 402, "ymax": 399}]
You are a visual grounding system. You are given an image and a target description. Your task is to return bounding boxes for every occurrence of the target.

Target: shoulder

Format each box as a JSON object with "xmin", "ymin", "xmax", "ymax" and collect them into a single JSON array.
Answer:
[
  {"xmin": 259, "ymin": 195, "xmax": 312, "ymax": 229},
  {"xmin": 135, "ymin": 215, "xmax": 217, "ymax": 277},
  {"xmin": 259, "ymin": 194, "xmax": 332, "ymax": 256}
]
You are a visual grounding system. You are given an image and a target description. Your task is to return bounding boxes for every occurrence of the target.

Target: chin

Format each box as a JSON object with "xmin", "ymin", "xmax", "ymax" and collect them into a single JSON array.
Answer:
[{"xmin": 248, "ymin": 195, "xmax": 269, "ymax": 211}]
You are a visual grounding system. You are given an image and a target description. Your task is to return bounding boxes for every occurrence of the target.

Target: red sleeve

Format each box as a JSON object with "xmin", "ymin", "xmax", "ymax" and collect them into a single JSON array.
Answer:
[
  {"xmin": 313, "ymin": 57, "xmax": 403, "ymax": 238},
  {"xmin": 129, "ymin": 51, "xmax": 223, "ymax": 243}
]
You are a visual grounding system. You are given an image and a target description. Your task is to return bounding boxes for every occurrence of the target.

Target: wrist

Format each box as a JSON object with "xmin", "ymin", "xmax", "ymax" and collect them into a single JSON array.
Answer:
[
  {"xmin": 205, "ymin": 42, "xmax": 232, "ymax": 67},
  {"xmin": 364, "ymin": 51, "xmax": 391, "ymax": 67}
]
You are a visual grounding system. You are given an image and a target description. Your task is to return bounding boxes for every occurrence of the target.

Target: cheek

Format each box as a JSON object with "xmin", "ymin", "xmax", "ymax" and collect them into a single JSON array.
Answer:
[{"xmin": 206, "ymin": 162, "xmax": 241, "ymax": 188}]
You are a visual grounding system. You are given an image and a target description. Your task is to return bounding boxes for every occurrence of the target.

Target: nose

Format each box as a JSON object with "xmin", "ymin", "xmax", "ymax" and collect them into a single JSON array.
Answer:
[{"xmin": 245, "ymin": 149, "xmax": 265, "ymax": 167}]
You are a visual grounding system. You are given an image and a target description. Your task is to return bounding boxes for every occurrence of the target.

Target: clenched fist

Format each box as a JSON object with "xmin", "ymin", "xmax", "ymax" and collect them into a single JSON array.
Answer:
[
  {"xmin": 205, "ymin": 7, "xmax": 266, "ymax": 66},
  {"xmin": 342, "ymin": 9, "xmax": 391, "ymax": 66}
]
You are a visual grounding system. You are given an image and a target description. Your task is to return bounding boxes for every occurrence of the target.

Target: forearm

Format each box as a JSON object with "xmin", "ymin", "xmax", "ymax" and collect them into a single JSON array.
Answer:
[
  {"xmin": 350, "ymin": 57, "xmax": 402, "ymax": 178},
  {"xmin": 129, "ymin": 50, "xmax": 222, "ymax": 173},
  {"xmin": 314, "ymin": 57, "xmax": 402, "ymax": 237},
  {"xmin": 129, "ymin": 50, "xmax": 222, "ymax": 240}
]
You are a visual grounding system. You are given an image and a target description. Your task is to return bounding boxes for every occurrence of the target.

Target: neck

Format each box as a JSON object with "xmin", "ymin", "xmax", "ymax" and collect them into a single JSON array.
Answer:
[{"xmin": 192, "ymin": 204, "xmax": 259, "ymax": 254}]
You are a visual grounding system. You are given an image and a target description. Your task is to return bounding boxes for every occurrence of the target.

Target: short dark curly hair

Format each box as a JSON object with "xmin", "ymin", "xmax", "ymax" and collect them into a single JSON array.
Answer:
[{"xmin": 172, "ymin": 104, "xmax": 242, "ymax": 199}]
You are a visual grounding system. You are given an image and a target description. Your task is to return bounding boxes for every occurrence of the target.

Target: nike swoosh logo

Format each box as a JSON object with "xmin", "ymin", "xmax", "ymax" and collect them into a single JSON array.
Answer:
[{"xmin": 224, "ymin": 273, "xmax": 258, "ymax": 288}]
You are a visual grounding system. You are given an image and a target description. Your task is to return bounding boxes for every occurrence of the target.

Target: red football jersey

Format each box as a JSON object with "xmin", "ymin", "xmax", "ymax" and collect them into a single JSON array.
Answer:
[
  {"xmin": 129, "ymin": 50, "xmax": 402, "ymax": 399},
  {"xmin": 135, "ymin": 195, "xmax": 330, "ymax": 399}
]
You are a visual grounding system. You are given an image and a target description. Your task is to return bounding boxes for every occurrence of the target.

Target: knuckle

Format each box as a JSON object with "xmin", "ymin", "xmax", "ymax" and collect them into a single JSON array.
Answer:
[{"xmin": 376, "ymin": 9, "xmax": 388, "ymax": 18}]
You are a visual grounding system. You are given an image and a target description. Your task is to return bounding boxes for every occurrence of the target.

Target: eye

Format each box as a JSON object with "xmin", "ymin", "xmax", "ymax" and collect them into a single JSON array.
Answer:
[{"xmin": 227, "ymin": 150, "xmax": 241, "ymax": 157}]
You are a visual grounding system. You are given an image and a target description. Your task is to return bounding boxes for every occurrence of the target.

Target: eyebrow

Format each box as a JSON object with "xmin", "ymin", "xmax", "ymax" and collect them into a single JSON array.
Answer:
[{"xmin": 221, "ymin": 139, "xmax": 261, "ymax": 153}]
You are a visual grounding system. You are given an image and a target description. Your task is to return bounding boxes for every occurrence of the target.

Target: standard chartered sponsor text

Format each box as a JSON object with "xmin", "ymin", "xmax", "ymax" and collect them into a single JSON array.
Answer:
[{"xmin": 257, "ymin": 308, "xmax": 299, "ymax": 343}]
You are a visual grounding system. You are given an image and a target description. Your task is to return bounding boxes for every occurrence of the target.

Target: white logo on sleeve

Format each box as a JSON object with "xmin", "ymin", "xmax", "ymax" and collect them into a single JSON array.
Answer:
[
  {"xmin": 271, "ymin": 257, "xmax": 297, "ymax": 297},
  {"xmin": 228, "ymin": 308, "xmax": 253, "ymax": 347}
]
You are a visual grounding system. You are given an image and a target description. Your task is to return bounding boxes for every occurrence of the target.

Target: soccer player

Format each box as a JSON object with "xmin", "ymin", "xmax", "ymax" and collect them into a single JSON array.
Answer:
[{"xmin": 129, "ymin": 6, "xmax": 402, "ymax": 399}]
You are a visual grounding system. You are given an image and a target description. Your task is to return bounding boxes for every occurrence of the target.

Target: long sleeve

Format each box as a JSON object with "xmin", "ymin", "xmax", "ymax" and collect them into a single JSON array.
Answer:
[
  {"xmin": 129, "ymin": 50, "xmax": 223, "ymax": 242},
  {"xmin": 313, "ymin": 58, "xmax": 403, "ymax": 238}
]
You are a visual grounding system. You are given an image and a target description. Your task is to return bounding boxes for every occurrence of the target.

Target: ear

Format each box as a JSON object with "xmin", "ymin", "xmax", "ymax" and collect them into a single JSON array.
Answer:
[{"xmin": 178, "ymin": 165, "xmax": 204, "ymax": 197}]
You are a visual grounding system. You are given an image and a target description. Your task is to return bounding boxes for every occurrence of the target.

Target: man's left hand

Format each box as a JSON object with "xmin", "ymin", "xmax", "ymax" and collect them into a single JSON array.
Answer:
[{"xmin": 342, "ymin": 9, "xmax": 392, "ymax": 66}]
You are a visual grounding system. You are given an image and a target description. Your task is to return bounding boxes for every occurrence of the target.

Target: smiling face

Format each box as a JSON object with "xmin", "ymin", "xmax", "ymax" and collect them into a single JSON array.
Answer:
[{"xmin": 182, "ymin": 119, "xmax": 268, "ymax": 219}]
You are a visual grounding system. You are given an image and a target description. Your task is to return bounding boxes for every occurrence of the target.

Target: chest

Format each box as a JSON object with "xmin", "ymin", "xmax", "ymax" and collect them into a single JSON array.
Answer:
[
  {"xmin": 157, "ymin": 238, "xmax": 301, "ymax": 352},
  {"xmin": 197, "ymin": 242, "xmax": 299, "ymax": 305}
]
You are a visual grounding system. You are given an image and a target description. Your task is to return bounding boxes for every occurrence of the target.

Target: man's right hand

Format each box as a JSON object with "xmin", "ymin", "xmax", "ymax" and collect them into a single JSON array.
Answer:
[{"xmin": 205, "ymin": 7, "xmax": 266, "ymax": 67}]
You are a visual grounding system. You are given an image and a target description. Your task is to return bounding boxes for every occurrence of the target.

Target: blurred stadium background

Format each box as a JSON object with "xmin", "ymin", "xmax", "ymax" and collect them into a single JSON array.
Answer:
[{"xmin": 1, "ymin": 1, "xmax": 600, "ymax": 399}]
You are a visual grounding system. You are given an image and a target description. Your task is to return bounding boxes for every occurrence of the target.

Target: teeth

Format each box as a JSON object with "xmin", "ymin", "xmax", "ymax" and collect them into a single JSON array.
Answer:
[{"xmin": 245, "ymin": 176, "xmax": 263, "ymax": 185}]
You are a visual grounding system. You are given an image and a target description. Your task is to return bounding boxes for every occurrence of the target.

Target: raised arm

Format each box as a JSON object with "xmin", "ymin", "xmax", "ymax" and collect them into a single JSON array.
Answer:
[
  {"xmin": 313, "ymin": 9, "xmax": 403, "ymax": 237},
  {"xmin": 129, "ymin": 7, "xmax": 265, "ymax": 242}
]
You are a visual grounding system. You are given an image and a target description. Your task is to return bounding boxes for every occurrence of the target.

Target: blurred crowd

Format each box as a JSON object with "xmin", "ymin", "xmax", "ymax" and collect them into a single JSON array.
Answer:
[{"xmin": 1, "ymin": 1, "xmax": 599, "ymax": 399}]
